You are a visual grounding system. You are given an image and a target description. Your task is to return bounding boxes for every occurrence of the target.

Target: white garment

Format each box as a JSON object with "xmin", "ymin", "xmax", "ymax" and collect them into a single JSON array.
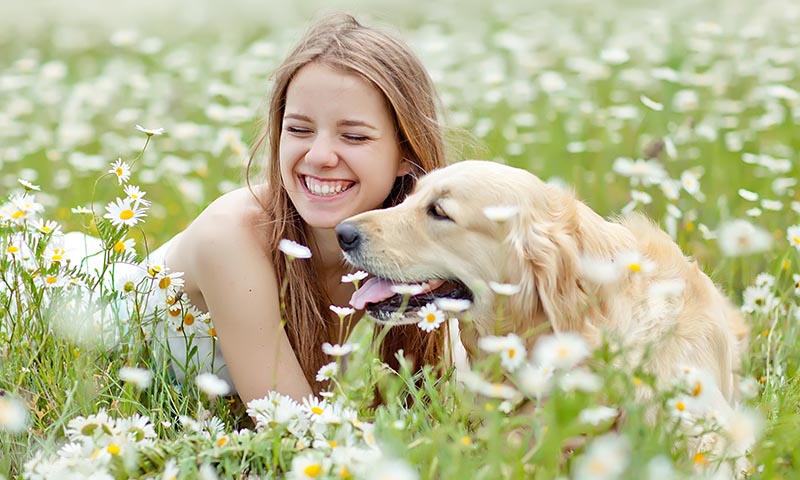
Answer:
[{"xmin": 61, "ymin": 232, "xmax": 235, "ymax": 390}]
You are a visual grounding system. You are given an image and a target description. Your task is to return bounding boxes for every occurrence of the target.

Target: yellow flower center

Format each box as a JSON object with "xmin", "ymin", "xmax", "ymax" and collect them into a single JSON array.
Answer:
[
  {"xmin": 303, "ymin": 464, "xmax": 323, "ymax": 477},
  {"xmin": 557, "ymin": 346, "xmax": 569, "ymax": 359},
  {"xmin": 119, "ymin": 209, "xmax": 134, "ymax": 220},
  {"xmin": 45, "ymin": 276, "xmax": 57, "ymax": 284},
  {"xmin": 460, "ymin": 436, "xmax": 472, "ymax": 446},
  {"xmin": 676, "ymin": 401, "xmax": 686, "ymax": 411},
  {"xmin": 339, "ymin": 466, "xmax": 351, "ymax": 479},
  {"xmin": 148, "ymin": 265, "xmax": 162, "ymax": 276},
  {"xmin": 426, "ymin": 313, "xmax": 437, "ymax": 323},
  {"xmin": 628, "ymin": 262, "xmax": 642, "ymax": 272},
  {"xmin": 91, "ymin": 449, "xmax": 101, "ymax": 459},
  {"xmin": 328, "ymin": 440, "xmax": 338, "ymax": 448},
  {"xmin": 41, "ymin": 226, "xmax": 51, "ymax": 233},
  {"xmin": 12, "ymin": 210, "xmax": 26, "ymax": 219},
  {"xmin": 7, "ymin": 245, "xmax": 19, "ymax": 254},
  {"xmin": 793, "ymin": 236, "xmax": 800, "ymax": 245},
  {"xmin": 693, "ymin": 452, "xmax": 707, "ymax": 465},
  {"xmin": 311, "ymin": 406, "xmax": 324, "ymax": 415},
  {"xmin": 217, "ymin": 436, "xmax": 228, "ymax": 447},
  {"xmin": 685, "ymin": 221, "xmax": 695, "ymax": 232},
  {"xmin": 115, "ymin": 167, "xmax": 124, "ymax": 176},
  {"xmin": 107, "ymin": 444, "xmax": 121, "ymax": 455},
  {"xmin": 159, "ymin": 277, "xmax": 171, "ymax": 289},
  {"xmin": 113, "ymin": 240, "xmax": 126, "ymax": 253},
  {"xmin": 207, "ymin": 328, "xmax": 216, "ymax": 336},
  {"xmin": 692, "ymin": 381, "xmax": 702, "ymax": 397},
  {"xmin": 508, "ymin": 348, "xmax": 516, "ymax": 358},
  {"xmin": 587, "ymin": 459, "xmax": 610, "ymax": 475},
  {"xmin": 123, "ymin": 281, "xmax": 135, "ymax": 292},
  {"xmin": 183, "ymin": 313, "xmax": 195, "ymax": 326},
  {"xmin": 169, "ymin": 307, "xmax": 181, "ymax": 317},
  {"xmin": 632, "ymin": 376, "xmax": 643, "ymax": 386}
]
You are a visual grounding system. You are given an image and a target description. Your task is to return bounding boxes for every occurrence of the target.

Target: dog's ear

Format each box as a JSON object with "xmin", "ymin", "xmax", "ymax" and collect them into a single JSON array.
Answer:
[{"xmin": 504, "ymin": 186, "xmax": 588, "ymax": 334}]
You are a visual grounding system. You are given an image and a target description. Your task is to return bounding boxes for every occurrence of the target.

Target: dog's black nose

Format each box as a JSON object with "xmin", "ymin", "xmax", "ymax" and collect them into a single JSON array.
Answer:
[{"xmin": 336, "ymin": 222, "xmax": 361, "ymax": 252}]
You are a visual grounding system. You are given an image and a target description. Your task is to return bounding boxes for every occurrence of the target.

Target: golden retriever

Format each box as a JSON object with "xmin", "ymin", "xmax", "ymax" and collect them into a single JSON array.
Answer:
[{"xmin": 337, "ymin": 160, "xmax": 748, "ymax": 416}]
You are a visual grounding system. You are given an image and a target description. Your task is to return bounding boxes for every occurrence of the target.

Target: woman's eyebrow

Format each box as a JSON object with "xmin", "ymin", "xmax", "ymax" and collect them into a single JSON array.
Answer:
[
  {"xmin": 338, "ymin": 119, "xmax": 378, "ymax": 130},
  {"xmin": 284, "ymin": 113, "xmax": 312, "ymax": 122}
]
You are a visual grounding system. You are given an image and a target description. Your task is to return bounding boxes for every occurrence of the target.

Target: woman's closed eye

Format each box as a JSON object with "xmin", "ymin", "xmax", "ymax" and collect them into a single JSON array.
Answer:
[
  {"xmin": 342, "ymin": 134, "xmax": 370, "ymax": 143},
  {"xmin": 285, "ymin": 126, "xmax": 313, "ymax": 135}
]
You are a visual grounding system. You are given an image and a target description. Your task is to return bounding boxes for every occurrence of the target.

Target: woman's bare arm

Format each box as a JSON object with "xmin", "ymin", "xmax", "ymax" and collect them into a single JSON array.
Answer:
[{"xmin": 178, "ymin": 191, "xmax": 313, "ymax": 405}]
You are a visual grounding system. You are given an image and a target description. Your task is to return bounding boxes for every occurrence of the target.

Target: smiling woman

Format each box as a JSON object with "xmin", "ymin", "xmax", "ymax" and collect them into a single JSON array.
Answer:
[{"xmin": 156, "ymin": 12, "xmax": 451, "ymax": 406}]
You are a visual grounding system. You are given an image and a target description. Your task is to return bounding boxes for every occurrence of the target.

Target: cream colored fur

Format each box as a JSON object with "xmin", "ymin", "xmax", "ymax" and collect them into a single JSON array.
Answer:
[{"xmin": 343, "ymin": 161, "xmax": 749, "ymax": 408}]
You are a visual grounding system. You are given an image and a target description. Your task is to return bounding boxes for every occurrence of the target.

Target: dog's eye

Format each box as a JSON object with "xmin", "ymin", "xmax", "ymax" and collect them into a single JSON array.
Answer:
[{"xmin": 428, "ymin": 202, "xmax": 451, "ymax": 221}]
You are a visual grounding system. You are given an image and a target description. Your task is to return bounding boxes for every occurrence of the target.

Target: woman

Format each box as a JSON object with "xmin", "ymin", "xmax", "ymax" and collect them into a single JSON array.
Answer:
[{"xmin": 159, "ymin": 13, "xmax": 449, "ymax": 405}]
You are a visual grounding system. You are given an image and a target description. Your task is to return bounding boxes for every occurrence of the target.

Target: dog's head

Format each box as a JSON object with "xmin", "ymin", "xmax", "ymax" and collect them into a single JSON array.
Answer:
[{"xmin": 337, "ymin": 160, "xmax": 624, "ymax": 338}]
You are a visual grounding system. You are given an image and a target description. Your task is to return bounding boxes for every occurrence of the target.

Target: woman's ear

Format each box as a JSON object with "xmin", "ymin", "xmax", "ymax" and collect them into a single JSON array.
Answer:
[{"xmin": 396, "ymin": 158, "xmax": 414, "ymax": 177}]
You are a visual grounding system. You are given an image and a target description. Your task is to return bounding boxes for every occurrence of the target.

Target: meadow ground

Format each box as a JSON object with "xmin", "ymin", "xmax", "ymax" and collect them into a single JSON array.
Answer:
[{"xmin": 2, "ymin": 0, "xmax": 800, "ymax": 478}]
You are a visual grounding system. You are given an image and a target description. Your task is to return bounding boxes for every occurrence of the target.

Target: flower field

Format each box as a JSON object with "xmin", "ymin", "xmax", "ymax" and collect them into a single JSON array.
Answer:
[{"xmin": 2, "ymin": 0, "xmax": 800, "ymax": 478}]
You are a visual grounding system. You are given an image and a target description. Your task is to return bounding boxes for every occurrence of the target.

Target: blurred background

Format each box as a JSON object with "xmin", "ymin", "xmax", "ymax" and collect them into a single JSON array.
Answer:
[{"xmin": 1, "ymin": 0, "xmax": 797, "ymax": 275}]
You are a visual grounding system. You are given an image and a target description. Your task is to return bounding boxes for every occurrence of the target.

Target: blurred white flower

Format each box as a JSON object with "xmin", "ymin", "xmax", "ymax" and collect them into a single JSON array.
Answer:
[
  {"xmin": 533, "ymin": 333, "xmax": 590, "ymax": 370},
  {"xmin": 123, "ymin": 184, "xmax": 150, "ymax": 207},
  {"xmin": 559, "ymin": 368, "xmax": 602, "ymax": 393},
  {"xmin": 390, "ymin": 283, "xmax": 427, "ymax": 296},
  {"xmin": 478, "ymin": 333, "xmax": 526, "ymax": 371},
  {"xmin": 515, "ymin": 363, "xmax": 554, "ymax": 398},
  {"xmin": 572, "ymin": 433, "xmax": 630, "ymax": 480},
  {"xmin": 0, "ymin": 395, "xmax": 29, "ymax": 433},
  {"xmin": 17, "ymin": 178, "xmax": 40, "ymax": 191},
  {"xmin": 433, "ymin": 298, "xmax": 471, "ymax": 313},
  {"xmin": 716, "ymin": 219, "xmax": 772, "ymax": 257},
  {"xmin": 483, "ymin": 205, "xmax": 519, "ymax": 222},
  {"xmin": 578, "ymin": 406, "xmax": 618, "ymax": 426},
  {"xmin": 580, "ymin": 255, "xmax": 622, "ymax": 285},
  {"xmin": 488, "ymin": 282, "xmax": 521, "ymax": 296},
  {"xmin": 278, "ymin": 239, "xmax": 312, "ymax": 259},
  {"xmin": 640, "ymin": 94, "xmax": 664, "ymax": 111},
  {"xmin": 322, "ymin": 342, "xmax": 357, "ymax": 357},
  {"xmin": 365, "ymin": 458, "xmax": 418, "ymax": 480},
  {"xmin": 195, "ymin": 373, "xmax": 230, "ymax": 398},
  {"xmin": 616, "ymin": 250, "xmax": 655, "ymax": 276},
  {"xmin": 738, "ymin": 188, "xmax": 759, "ymax": 202},
  {"xmin": 119, "ymin": 367, "xmax": 153, "ymax": 390},
  {"xmin": 612, "ymin": 157, "xmax": 667, "ymax": 187},
  {"xmin": 738, "ymin": 377, "xmax": 760, "ymax": 399}
]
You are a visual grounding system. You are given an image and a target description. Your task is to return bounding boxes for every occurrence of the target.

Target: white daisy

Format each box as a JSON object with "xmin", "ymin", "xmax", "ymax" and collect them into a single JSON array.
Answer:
[
  {"xmin": 787, "ymin": 225, "xmax": 800, "ymax": 251},
  {"xmin": 416, "ymin": 303, "xmax": 445, "ymax": 332},
  {"xmin": 341, "ymin": 270, "xmax": 368, "ymax": 284},
  {"xmin": 278, "ymin": 239, "xmax": 312, "ymax": 259},
  {"xmin": 71, "ymin": 205, "xmax": 93, "ymax": 214},
  {"xmin": 559, "ymin": 368, "xmax": 602, "ymax": 393},
  {"xmin": 195, "ymin": 373, "xmax": 230, "ymax": 398},
  {"xmin": 34, "ymin": 272, "xmax": 68, "ymax": 289},
  {"xmin": 111, "ymin": 237, "xmax": 136, "ymax": 254},
  {"xmin": 103, "ymin": 197, "xmax": 147, "ymax": 227},
  {"xmin": 119, "ymin": 367, "xmax": 153, "ymax": 390},
  {"xmin": 30, "ymin": 218, "xmax": 62, "ymax": 236},
  {"xmin": 615, "ymin": 250, "xmax": 655, "ymax": 276},
  {"xmin": 135, "ymin": 124, "xmax": 165, "ymax": 136},
  {"xmin": 515, "ymin": 363, "xmax": 554, "ymax": 398},
  {"xmin": 640, "ymin": 94, "xmax": 664, "ymax": 111},
  {"xmin": 17, "ymin": 178, "xmax": 40, "ymax": 191},
  {"xmin": 108, "ymin": 158, "xmax": 131, "ymax": 185},
  {"xmin": 488, "ymin": 281, "xmax": 521, "ymax": 296},
  {"xmin": 316, "ymin": 362, "xmax": 339, "ymax": 382},
  {"xmin": 123, "ymin": 184, "xmax": 150, "ymax": 207},
  {"xmin": 288, "ymin": 452, "xmax": 330, "ymax": 480},
  {"xmin": 329, "ymin": 305, "xmax": 355, "ymax": 319}
]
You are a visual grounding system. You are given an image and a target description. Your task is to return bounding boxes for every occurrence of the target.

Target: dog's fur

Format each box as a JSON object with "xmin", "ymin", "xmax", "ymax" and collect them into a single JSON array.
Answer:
[{"xmin": 341, "ymin": 161, "xmax": 748, "ymax": 407}]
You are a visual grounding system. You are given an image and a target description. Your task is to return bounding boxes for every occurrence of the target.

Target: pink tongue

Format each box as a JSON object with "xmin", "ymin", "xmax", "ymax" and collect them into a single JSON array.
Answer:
[{"xmin": 349, "ymin": 277, "xmax": 445, "ymax": 310}]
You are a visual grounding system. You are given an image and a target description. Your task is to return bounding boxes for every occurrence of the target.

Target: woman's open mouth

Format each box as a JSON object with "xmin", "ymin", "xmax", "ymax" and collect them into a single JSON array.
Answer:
[{"xmin": 301, "ymin": 175, "xmax": 356, "ymax": 198}]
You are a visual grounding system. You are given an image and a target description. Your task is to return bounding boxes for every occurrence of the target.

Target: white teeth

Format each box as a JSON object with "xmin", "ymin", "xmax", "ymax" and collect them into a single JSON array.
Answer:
[{"xmin": 304, "ymin": 176, "xmax": 352, "ymax": 197}]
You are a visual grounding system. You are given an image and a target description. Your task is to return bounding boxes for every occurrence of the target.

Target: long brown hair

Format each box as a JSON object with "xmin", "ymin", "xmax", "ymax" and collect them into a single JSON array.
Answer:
[{"xmin": 246, "ymin": 13, "xmax": 448, "ymax": 392}]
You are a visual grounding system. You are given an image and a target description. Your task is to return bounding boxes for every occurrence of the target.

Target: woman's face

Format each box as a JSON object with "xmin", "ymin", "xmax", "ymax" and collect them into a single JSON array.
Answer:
[{"xmin": 279, "ymin": 62, "xmax": 409, "ymax": 230}]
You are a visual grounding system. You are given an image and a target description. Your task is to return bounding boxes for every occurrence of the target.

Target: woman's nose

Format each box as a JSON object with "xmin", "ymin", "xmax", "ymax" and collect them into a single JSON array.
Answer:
[{"xmin": 304, "ymin": 135, "xmax": 339, "ymax": 168}]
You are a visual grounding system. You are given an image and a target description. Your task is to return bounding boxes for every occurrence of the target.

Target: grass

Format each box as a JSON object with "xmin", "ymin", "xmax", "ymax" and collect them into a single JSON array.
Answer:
[{"xmin": 2, "ymin": 0, "xmax": 800, "ymax": 478}]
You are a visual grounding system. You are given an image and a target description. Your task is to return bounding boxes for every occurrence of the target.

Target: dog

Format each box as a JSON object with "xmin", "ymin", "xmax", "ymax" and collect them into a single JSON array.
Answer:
[{"xmin": 336, "ymin": 160, "xmax": 749, "ymax": 444}]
